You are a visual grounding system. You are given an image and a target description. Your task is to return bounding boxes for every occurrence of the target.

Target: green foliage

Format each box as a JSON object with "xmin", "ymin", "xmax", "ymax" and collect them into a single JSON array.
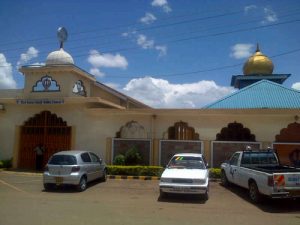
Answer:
[
  {"xmin": 0, "ymin": 158, "xmax": 12, "ymax": 168},
  {"xmin": 113, "ymin": 154, "xmax": 126, "ymax": 165},
  {"xmin": 209, "ymin": 168, "xmax": 221, "ymax": 179},
  {"xmin": 107, "ymin": 166, "xmax": 221, "ymax": 178},
  {"xmin": 107, "ymin": 166, "xmax": 164, "ymax": 177},
  {"xmin": 124, "ymin": 146, "xmax": 142, "ymax": 165}
]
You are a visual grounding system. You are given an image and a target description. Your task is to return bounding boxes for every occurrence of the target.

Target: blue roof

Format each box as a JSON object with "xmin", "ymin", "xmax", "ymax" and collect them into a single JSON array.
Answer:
[{"xmin": 204, "ymin": 80, "xmax": 300, "ymax": 109}]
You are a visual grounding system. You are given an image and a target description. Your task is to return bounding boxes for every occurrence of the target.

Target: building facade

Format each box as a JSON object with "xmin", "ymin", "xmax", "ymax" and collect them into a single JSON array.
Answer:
[{"xmin": 1, "ymin": 41, "xmax": 300, "ymax": 170}]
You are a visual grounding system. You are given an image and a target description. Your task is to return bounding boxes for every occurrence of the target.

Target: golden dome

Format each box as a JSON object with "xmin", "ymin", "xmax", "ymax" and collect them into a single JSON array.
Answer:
[{"xmin": 243, "ymin": 44, "xmax": 274, "ymax": 75}]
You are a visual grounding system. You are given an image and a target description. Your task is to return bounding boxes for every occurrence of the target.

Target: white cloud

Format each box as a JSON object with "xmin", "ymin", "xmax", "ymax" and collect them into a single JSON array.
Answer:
[
  {"xmin": 230, "ymin": 44, "xmax": 254, "ymax": 59},
  {"xmin": 155, "ymin": 45, "xmax": 167, "ymax": 57},
  {"xmin": 140, "ymin": 12, "xmax": 157, "ymax": 24},
  {"xmin": 122, "ymin": 77, "xmax": 234, "ymax": 108},
  {"xmin": 122, "ymin": 32, "xmax": 167, "ymax": 56},
  {"xmin": 151, "ymin": 0, "xmax": 172, "ymax": 13},
  {"xmin": 292, "ymin": 83, "xmax": 300, "ymax": 90},
  {"xmin": 137, "ymin": 34, "xmax": 155, "ymax": 49},
  {"xmin": 134, "ymin": 34, "xmax": 167, "ymax": 56},
  {"xmin": 244, "ymin": 5, "xmax": 257, "ymax": 13},
  {"xmin": 244, "ymin": 5, "xmax": 278, "ymax": 24},
  {"xmin": 0, "ymin": 54, "xmax": 17, "ymax": 89},
  {"xmin": 263, "ymin": 7, "xmax": 278, "ymax": 23},
  {"xmin": 17, "ymin": 47, "xmax": 39, "ymax": 67},
  {"xmin": 88, "ymin": 50, "xmax": 128, "ymax": 69},
  {"xmin": 89, "ymin": 68, "xmax": 105, "ymax": 78}
]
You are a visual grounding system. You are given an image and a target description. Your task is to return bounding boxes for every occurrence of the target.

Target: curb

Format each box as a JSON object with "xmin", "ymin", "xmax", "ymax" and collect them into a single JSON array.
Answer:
[
  {"xmin": 0, "ymin": 170, "xmax": 160, "ymax": 180},
  {"xmin": 108, "ymin": 175, "xmax": 160, "ymax": 180},
  {"xmin": 0, "ymin": 170, "xmax": 220, "ymax": 182}
]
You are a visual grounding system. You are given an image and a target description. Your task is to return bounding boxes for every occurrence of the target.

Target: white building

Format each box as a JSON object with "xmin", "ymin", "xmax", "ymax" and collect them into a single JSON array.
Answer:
[{"xmin": 1, "ymin": 36, "xmax": 300, "ymax": 170}]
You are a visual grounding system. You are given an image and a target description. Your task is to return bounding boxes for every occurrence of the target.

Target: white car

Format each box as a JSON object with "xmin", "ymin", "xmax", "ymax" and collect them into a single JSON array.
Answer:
[{"xmin": 159, "ymin": 153, "xmax": 209, "ymax": 199}]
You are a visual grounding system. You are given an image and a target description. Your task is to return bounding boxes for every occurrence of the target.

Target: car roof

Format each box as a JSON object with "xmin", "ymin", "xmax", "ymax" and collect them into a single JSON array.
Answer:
[
  {"xmin": 53, "ymin": 150, "xmax": 89, "ymax": 156},
  {"xmin": 172, "ymin": 153, "xmax": 203, "ymax": 157}
]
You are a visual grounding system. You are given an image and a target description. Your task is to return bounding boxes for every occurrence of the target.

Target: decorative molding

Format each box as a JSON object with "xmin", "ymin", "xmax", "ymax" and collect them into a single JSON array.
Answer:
[
  {"xmin": 275, "ymin": 122, "xmax": 300, "ymax": 142},
  {"xmin": 116, "ymin": 121, "xmax": 147, "ymax": 139},
  {"xmin": 72, "ymin": 80, "xmax": 86, "ymax": 96},
  {"xmin": 166, "ymin": 121, "xmax": 199, "ymax": 140},
  {"xmin": 23, "ymin": 110, "xmax": 67, "ymax": 126},
  {"xmin": 216, "ymin": 121, "xmax": 256, "ymax": 141},
  {"xmin": 32, "ymin": 75, "xmax": 60, "ymax": 92}
]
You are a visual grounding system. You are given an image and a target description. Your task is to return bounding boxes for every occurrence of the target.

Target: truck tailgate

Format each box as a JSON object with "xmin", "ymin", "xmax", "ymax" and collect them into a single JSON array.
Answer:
[{"xmin": 274, "ymin": 173, "xmax": 300, "ymax": 196}]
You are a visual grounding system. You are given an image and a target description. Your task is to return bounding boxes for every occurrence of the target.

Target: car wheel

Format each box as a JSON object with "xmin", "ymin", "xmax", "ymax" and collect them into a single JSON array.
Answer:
[
  {"xmin": 249, "ymin": 181, "xmax": 261, "ymax": 203},
  {"xmin": 77, "ymin": 176, "xmax": 87, "ymax": 192},
  {"xmin": 221, "ymin": 170, "xmax": 230, "ymax": 187},
  {"xmin": 159, "ymin": 189, "xmax": 167, "ymax": 199},
  {"xmin": 43, "ymin": 183, "xmax": 53, "ymax": 191},
  {"xmin": 203, "ymin": 190, "xmax": 209, "ymax": 201},
  {"xmin": 101, "ymin": 169, "xmax": 107, "ymax": 182}
]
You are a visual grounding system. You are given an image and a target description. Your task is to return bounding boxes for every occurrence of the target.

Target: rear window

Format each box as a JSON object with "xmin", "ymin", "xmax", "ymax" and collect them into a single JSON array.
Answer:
[
  {"xmin": 48, "ymin": 155, "xmax": 77, "ymax": 165},
  {"xmin": 241, "ymin": 152, "xmax": 278, "ymax": 165}
]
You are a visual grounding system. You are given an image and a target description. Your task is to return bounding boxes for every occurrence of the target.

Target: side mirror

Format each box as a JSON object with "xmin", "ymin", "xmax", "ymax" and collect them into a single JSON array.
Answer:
[
  {"xmin": 99, "ymin": 159, "xmax": 103, "ymax": 164},
  {"xmin": 206, "ymin": 163, "xmax": 210, "ymax": 169}
]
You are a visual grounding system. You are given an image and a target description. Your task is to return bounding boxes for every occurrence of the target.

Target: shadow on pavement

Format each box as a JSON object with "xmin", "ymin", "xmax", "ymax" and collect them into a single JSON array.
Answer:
[
  {"xmin": 157, "ymin": 193, "xmax": 207, "ymax": 204},
  {"xmin": 42, "ymin": 179, "xmax": 105, "ymax": 193},
  {"xmin": 219, "ymin": 183, "xmax": 300, "ymax": 214}
]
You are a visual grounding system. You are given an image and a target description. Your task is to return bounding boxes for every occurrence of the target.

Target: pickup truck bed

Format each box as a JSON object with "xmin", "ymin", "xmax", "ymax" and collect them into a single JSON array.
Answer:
[{"xmin": 243, "ymin": 165, "xmax": 300, "ymax": 173}]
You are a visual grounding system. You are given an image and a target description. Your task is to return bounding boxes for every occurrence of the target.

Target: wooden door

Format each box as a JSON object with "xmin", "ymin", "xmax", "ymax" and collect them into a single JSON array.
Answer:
[{"xmin": 18, "ymin": 111, "xmax": 71, "ymax": 170}]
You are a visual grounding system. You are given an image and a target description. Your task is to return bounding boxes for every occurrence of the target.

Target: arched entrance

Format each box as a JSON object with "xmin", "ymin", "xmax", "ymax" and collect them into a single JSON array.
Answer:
[
  {"xmin": 274, "ymin": 122, "xmax": 300, "ymax": 167},
  {"xmin": 216, "ymin": 121, "xmax": 255, "ymax": 141},
  {"xmin": 160, "ymin": 121, "xmax": 202, "ymax": 166},
  {"xmin": 212, "ymin": 122, "xmax": 260, "ymax": 167},
  {"xmin": 18, "ymin": 111, "xmax": 71, "ymax": 170},
  {"xmin": 167, "ymin": 121, "xmax": 199, "ymax": 140}
]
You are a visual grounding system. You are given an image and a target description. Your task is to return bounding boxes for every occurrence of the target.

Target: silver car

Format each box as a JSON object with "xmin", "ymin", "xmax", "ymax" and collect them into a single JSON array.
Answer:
[{"xmin": 43, "ymin": 150, "xmax": 107, "ymax": 191}]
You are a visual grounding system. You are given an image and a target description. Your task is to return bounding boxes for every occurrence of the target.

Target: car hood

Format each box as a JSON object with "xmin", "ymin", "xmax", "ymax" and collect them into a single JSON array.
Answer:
[{"xmin": 161, "ymin": 168, "xmax": 208, "ymax": 179}]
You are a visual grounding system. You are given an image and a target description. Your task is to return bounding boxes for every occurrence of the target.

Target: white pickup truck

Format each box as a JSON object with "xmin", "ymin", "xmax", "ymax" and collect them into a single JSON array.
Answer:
[{"xmin": 221, "ymin": 149, "xmax": 300, "ymax": 203}]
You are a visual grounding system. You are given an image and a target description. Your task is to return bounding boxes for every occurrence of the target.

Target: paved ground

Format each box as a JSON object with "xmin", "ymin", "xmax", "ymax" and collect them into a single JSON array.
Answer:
[{"xmin": 0, "ymin": 171, "xmax": 299, "ymax": 225}]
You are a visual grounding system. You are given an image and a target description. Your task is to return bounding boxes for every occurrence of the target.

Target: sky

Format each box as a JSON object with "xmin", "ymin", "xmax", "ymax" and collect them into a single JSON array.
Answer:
[{"xmin": 0, "ymin": 0, "xmax": 300, "ymax": 108}]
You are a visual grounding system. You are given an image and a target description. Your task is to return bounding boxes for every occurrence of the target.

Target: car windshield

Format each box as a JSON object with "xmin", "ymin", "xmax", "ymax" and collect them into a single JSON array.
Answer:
[
  {"xmin": 48, "ymin": 155, "xmax": 77, "ymax": 165},
  {"xmin": 167, "ymin": 156, "xmax": 205, "ymax": 169}
]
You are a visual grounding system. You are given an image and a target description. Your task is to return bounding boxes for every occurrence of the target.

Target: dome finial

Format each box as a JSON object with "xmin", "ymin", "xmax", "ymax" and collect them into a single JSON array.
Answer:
[
  {"xmin": 256, "ymin": 43, "xmax": 260, "ymax": 52},
  {"xmin": 57, "ymin": 27, "xmax": 68, "ymax": 49}
]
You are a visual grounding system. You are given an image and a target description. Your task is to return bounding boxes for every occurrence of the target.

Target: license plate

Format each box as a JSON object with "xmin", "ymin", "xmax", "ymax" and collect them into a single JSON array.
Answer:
[
  {"xmin": 55, "ymin": 177, "xmax": 63, "ymax": 185},
  {"xmin": 172, "ymin": 187, "xmax": 194, "ymax": 192},
  {"xmin": 287, "ymin": 175, "xmax": 300, "ymax": 186},
  {"xmin": 173, "ymin": 187, "xmax": 185, "ymax": 191}
]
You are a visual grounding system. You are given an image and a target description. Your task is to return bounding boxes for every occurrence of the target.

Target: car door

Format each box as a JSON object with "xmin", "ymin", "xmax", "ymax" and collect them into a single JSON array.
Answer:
[
  {"xmin": 227, "ymin": 152, "xmax": 241, "ymax": 184},
  {"xmin": 80, "ymin": 152, "xmax": 93, "ymax": 181},
  {"xmin": 89, "ymin": 152, "xmax": 103, "ymax": 180}
]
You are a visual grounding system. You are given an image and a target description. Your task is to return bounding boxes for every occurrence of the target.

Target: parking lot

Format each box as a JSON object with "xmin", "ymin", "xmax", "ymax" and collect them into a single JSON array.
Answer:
[{"xmin": 0, "ymin": 171, "xmax": 299, "ymax": 225}]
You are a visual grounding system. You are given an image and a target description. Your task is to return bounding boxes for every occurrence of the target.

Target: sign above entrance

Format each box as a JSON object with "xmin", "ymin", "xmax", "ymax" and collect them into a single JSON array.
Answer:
[{"xmin": 16, "ymin": 99, "xmax": 64, "ymax": 104}]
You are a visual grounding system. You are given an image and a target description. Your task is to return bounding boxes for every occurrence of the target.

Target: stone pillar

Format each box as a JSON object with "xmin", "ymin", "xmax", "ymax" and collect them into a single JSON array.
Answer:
[
  {"xmin": 12, "ymin": 126, "xmax": 20, "ymax": 169},
  {"xmin": 203, "ymin": 140, "xmax": 211, "ymax": 166},
  {"xmin": 106, "ymin": 137, "xmax": 112, "ymax": 165},
  {"xmin": 152, "ymin": 139, "xmax": 160, "ymax": 166},
  {"xmin": 71, "ymin": 126, "xmax": 76, "ymax": 149}
]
